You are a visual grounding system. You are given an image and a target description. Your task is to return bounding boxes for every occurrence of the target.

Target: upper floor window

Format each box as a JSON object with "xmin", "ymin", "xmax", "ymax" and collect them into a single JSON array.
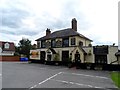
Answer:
[
  {"xmin": 51, "ymin": 39, "xmax": 56, "ymax": 48},
  {"xmin": 71, "ymin": 38, "xmax": 76, "ymax": 45},
  {"xmin": 56, "ymin": 40, "xmax": 62, "ymax": 47},
  {"xmin": 41, "ymin": 40, "xmax": 46, "ymax": 48},
  {"xmin": 37, "ymin": 41, "xmax": 40, "ymax": 48},
  {"xmin": 46, "ymin": 41, "xmax": 51, "ymax": 48},
  {"xmin": 62, "ymin": 38, "xmax": 69, "ymax": 47},
  {"xmin": 79, "ymin": 41, "xmax": 83, "ymax": 47}
]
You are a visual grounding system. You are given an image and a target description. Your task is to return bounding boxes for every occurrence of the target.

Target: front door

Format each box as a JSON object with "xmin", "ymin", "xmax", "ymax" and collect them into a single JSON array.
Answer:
[
  {"xmin": 40, "ymin": 51, "xmax": 46, "ymax": 62},
  {"xmin": 75, "ymin": 51, "xmax": 81, "ymax": 63},
  {"xmin": 47, "ymin": 55, "xmax": 51, "ymax": 61},
  {"xmin": 75, "ymin": 54, "xmax": 80, "ymax": 63},
  {"xmin": 62, "ymin": 51, "xmax": 69, "ymax": 63}
]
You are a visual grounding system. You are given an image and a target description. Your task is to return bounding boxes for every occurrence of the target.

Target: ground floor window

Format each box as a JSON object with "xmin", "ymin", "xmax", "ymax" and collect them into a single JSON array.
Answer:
[{"xmin": 95, "ymin": 55, "xmax": 107, "ymax": 64}]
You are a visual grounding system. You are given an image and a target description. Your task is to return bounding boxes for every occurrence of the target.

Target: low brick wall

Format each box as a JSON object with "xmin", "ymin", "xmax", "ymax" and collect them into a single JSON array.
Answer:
[{"xmin": 0, "ymin": 56, "xmax": 20, "ymax": 62}]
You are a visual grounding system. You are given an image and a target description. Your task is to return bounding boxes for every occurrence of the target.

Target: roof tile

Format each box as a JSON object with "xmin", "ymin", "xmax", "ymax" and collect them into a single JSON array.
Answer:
[{"xmin": 36, "ymin": 28, "xmax": 92, "ymax": 41}]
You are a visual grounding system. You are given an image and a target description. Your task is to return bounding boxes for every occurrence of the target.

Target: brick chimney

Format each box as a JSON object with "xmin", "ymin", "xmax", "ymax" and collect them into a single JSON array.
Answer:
[
  {"xmin": 71, "ymin": 18, "xmax": 77, "ymax": 31},
  {"xmin": 46, "ymin": 28, "xmax": 51, "ymax": 36}
]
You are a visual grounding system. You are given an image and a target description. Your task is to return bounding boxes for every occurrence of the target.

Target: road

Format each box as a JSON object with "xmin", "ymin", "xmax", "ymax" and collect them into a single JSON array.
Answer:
[{"xmin": 1, "ymin": 62, "xmax": 118, "ymax": 90}]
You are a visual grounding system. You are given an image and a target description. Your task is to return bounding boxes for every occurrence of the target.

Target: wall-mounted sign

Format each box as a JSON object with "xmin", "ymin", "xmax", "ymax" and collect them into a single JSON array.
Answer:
[
  {"xmin": 30, "ymin": 50, "xmax": 40, "ymax": 60},
  {"xmin": 93, "ymin": 46, "xmax": 108, "ymax": 54}
]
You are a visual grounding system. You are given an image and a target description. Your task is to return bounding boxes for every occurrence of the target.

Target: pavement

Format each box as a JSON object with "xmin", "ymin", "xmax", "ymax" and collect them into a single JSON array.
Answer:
[{"xmin": 1, "ymin": 62, "xmax": 119, "ymax": 90}]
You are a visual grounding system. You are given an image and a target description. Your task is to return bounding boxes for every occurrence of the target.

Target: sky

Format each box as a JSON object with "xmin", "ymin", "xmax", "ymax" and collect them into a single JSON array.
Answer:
[{"xmin": 0, "ymin": 0, "xmax": 119, "ymax": 46}]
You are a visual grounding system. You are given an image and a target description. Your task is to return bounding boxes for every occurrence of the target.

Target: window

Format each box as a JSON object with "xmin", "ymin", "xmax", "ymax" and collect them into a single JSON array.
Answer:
[
  {"xmin": 46, "ymin": 41, "xmax": 51, "ymax": 48},
  {"xmin": 37, "ymin": 41, "xmax": 40, "ymax": 48},
  {"xmin": 4, "ymin": 43, "xmax": 10, "ymax": 49},
  {"xmin": 71, "ymin": 38, "xmax": 76, "ymax": 45},
  {"xmin": 62, "ymin": 38, "xmax": 69, "ymax": 47},
  {"xmin": 41, "ymin": 40, "xmax": 46, "ymax": 48},
  {"xmin": 56, "ymin": 40, "xmax": 62, "ymax": 47},
  {"xmin": 79, "ymin": 41, "xmax": 83, "ymax": 47},
  {"xmin": 51, "ymin": 39, "xmax": 56, "ymax": 48}
]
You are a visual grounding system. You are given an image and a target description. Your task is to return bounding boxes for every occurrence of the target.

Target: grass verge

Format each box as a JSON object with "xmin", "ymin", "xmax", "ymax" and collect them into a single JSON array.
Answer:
[{"xmin": 111, "ymin": 71, "xmax": 120, "ymax": 88}]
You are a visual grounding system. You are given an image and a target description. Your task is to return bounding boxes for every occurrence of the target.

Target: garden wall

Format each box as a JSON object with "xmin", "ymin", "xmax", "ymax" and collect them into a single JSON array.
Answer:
[{"xmin": 0, "ymin": 56, "xmax": 20, "ymax": 62}]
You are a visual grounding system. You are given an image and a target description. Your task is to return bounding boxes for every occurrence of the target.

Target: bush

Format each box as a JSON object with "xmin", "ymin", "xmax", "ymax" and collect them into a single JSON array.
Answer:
[{"xmin": 53, "ymin": 53, "xmax": 60, "ymax": 61}]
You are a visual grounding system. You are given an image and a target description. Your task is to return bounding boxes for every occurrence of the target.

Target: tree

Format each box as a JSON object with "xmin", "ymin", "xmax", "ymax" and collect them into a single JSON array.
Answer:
[
  {"xmin": 18, "ymin": 38, "xmax": 32, "ymax": 59},
  {"xmin": 14, "ymin": 46, "xmax": 20, "ymax": 56}
]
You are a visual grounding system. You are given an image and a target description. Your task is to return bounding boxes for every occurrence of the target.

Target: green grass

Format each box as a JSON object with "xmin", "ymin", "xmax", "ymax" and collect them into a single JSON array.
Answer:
[{"xmin": 111, "ymin": 72, "xmax": 120, "ymax": 88}]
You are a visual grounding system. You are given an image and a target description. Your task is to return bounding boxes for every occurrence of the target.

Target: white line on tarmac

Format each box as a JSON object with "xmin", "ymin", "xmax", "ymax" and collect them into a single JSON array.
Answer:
[
  {"xmin": 29, "ymin": 72, "xmax": 62, "ymax": 89},
  {"xmin": 0, "ymin": 74, "xmax": 2, "ymax": 76},
  {"xmin": 62, "ymin": 72, "xmax": 109, "ymax": 79},
  {"xmin": 51, "ymin": 79, "xmax": 112, "ymax": 90},
  {"xmin": 51, "ymin": 79, "xmax": 100, "ymax": 88}
]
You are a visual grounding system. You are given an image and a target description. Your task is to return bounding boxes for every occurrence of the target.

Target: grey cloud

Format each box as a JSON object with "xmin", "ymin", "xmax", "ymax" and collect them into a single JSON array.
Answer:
[
  {"xmin": 1, "ymin": 27, "xmax": 38, "ymax": 36},
  {"xmin": 0, "ymin": 0, "xmax": 38, "ymax": 36},
  {"xmin": 37, "ymin": 0, "xmax": 91, "ymax": 31},
  {"xmin": 60, "ymin": 0, "xmax": 91, "ymax": 30},
  {"xmin": 1, "ymin": 7, "xmax": 29, "ymax": 28},
  {"xmin": 0, "ymin": 0, "xmax": 91, "ymax": 42}
]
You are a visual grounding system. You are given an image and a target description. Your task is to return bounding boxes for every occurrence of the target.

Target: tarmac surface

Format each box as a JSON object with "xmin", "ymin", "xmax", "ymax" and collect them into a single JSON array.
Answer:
[{"xmin": 1, "ymin": 62, "xmax": 119, "ymax": 90}]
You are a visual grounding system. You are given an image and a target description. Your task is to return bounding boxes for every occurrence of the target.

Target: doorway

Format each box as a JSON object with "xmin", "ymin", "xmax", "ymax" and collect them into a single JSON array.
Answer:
[
  {"xmin": 75, "ymin": 52, "xmax": 81, "ymax": 63},
  {"xmin": 40, "ymin": 51, "xmax": 46, "ymax": 62},
  {"xmin": 62, "ymin": 51, "xmax": 69, "ymax": 63}
]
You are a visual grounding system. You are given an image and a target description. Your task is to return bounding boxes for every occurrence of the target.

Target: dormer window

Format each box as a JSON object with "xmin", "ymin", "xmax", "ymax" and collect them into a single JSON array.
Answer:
[{"xmin": 4, "ymin": 43, "xmax": 10, "ymax": 49}]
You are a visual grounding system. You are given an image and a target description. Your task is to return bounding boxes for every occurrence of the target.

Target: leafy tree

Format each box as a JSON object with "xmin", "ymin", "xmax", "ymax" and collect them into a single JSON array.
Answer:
[
  {"xmin": 18, "ymin": 38, "xmax": 32, "ymax": 59},
  {"xmin": 14, "ymin": 46, "xmax": 20, "ymax": 56}
]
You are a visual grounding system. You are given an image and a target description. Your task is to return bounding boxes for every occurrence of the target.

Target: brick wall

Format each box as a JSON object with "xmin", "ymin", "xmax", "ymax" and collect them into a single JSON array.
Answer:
[{"xmin": 0, "ymin": 56, "xmax": 20, "ymax": 62}]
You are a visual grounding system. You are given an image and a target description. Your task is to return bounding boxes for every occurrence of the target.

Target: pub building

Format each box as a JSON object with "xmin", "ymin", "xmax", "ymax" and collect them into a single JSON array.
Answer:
[{"xmin": 30, "ymin": 18, "xmax": 119, "ymax": 70}]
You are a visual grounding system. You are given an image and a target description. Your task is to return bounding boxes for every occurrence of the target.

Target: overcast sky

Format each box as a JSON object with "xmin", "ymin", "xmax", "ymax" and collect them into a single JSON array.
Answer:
[{"xmin": 0, "ymin": 0, "xmax": 119, "ymax": 46}]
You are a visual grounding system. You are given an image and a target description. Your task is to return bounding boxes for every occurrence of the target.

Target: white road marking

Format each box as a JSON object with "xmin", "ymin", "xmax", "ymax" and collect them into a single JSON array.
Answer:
[
  {"xmin": 38, "ymin": 72, "xmax": 62, "ymax": 85},
  {"xmin": 51, "ymin": 79, "xmax": 111, "ymax": 90},
  {"xmin": 29, "ymin": 72, "xmax": 62, "ymax": 89},
  {"xmin": 51, "ymin": 79, "xmax": 99, "ymax": 88},
  {"xmin": 0, "ymin": 74, "xmax": 2, "ymax": 76},
  {"xmin": 62, "ymin": 72, "xmax": 109, "ymax": 79}
]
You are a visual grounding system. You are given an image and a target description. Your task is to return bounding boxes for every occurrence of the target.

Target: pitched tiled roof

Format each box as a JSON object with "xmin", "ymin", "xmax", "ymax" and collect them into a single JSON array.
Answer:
[
  {"xmin": 0, "ymin": 41, "xmax": 15, "ymax": 51},
  {"xmin": 36, "ymin": 28, "xmax": 92, "ymax": 41}
]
